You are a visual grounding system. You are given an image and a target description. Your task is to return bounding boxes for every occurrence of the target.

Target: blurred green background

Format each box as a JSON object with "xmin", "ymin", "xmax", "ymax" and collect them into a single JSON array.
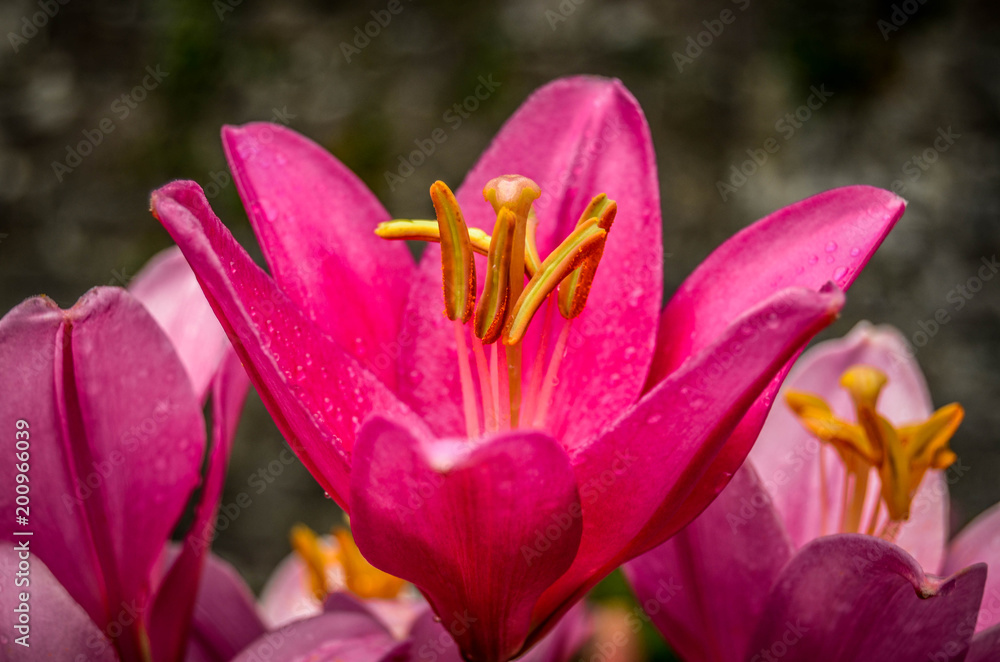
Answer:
[{"xmin": 1, "ymin": 1, "xmax": 998, "ymax": 659}]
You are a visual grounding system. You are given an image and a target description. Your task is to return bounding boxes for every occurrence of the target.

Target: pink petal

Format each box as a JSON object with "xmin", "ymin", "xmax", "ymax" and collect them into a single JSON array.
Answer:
[
  {"xmin": 130, "ymin": 245, "xmax": 230, "ymax": 401},
  {"xmin": 623, "ymin": 462, "xmax": 794, "ymax": 662},
  {"xmin": 397, "ymin": 76, "xmax": 662, "ymax": 446},
  {"xmin": 945, "ymin": 501, "xmax": 1000, "ymax": 632},
  {"xmin": 231, "ymin": 611, "xmax": 399, "ymax": 662},
  {"xmin": 149, "ymin": 351, "xmax": 250, "ymax": 661},
  {"xmin": 0, "ymin": 289, "xmax": 206, "ymax": 658},
  {"xmin": 533, "ymin": 285, "xmax": 844, "ymax": 635},
  {"xmin": 748, "ymin": 322, "xmax": 947, "ymax": 571},
  {"xmin": 151, "ymin": 180, "xmax": 430, "ymax": 509},
  {"xmin": 967, "ymin": 624, "xmax": 1000, "ymax": 662},
  {"xmin": 645, "ymin": 187, "xmax": 905, "ymax": 542},
  {"xmin": 406, "ymin": 602, "xmax": 590, "ymax": 662},
  {"xmin": 747, "ymin": 535, "xmax": 985, "ymax": 662},
  {"xmin": 0, "ymin": 544, "xmax": 117, "ymax": 661},
  {"xmin": 222, "ymin": 123, "xmax": 413, "ymax": 387},
  {"xmin": 183, "ymin": 553, "xmax": 266, "ymax": 662},
  {"xmin": 350, "ymin": 418, "xmax": 583, "ymax": 662}
]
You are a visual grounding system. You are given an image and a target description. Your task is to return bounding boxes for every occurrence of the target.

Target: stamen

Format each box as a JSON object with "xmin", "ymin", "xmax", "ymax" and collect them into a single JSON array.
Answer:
[
  {"xmin": 787, "ymin": 364, "xmax": 964, "ymax": 533},
  {"xmin": 559, "ymin": 196, "xmax": 617, "ymax": 319},
  {"xmin": 533, "ymin": 319, "xmax": 573, "ymax": 428},
  {"xmin": 290, "ymin": 524, "xmax": 331, "ymax": 601},
  {"xmin": 475, "ymin": 208, "xmax": 517, "ymax": 344},
  {"xmin": 333, "ymin": 528, "xmax": 406, "ymax": 599},
  {"xmin": 504, "ymin": 218, "xmax": 607, "ymax": 345},
  {"xmin": 472, "ymin": 339, "xmax": 496, "ymax": 432},
  {"xmin": 374, "ymin": 220, "xmax": 539, "ymax": 277},
  {"xmin": 431, "ymin": 181, "xmax": 476, "ymax": 322},
  {"xmin": 453, "ymin": 320, "xmax": 481, "ymax": 438}
]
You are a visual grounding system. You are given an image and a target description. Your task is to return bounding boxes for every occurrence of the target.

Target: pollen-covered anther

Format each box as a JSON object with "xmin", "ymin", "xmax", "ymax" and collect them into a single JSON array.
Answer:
[
  {"xmin": 504, "ymin": 218, "xmax": 608, "ymax": 345},
  {"xmin": 290, "ymin": 524, "xmax": 334, "ymax": 601},
  {"xmin": 558, "ymin": 194, "xmax": 617, "ymax": 319},
  {"xmin": 333, "ymin": 528, "xmax": 406, "ymax": 599},
  {"xmin": 430, "ymin": 181, "xmax": 476, "ymax": 323},
  {"xmin": 475, "ymin": 207, "xmax": 517, "ymax": 344}
]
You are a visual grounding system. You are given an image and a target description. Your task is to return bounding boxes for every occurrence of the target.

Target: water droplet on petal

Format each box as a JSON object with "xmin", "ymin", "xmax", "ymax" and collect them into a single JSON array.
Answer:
[
  {"xmin": 850, "ymin": 247, "xmax": 861, "ymax": 257},
  {"xmin": 808, "ymin": 255, "xmax": 819, "ymax": 265},
  {"xmin": 833, "ymin": 266, "xmax": 848, "ymax": 281},
  {"xmin": 646, "ymin": 413, "xmax": 662, "ymax": 425},
  {"xmin": 825, "ymin": 241, "xmax": 838, "ymax": 253},
  {"xmin": 826, "ymin": 254, "xmax": 835, "ymax": 264}
]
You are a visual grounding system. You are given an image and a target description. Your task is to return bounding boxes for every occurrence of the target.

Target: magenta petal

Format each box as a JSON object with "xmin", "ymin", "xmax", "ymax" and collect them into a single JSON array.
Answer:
[
  {"xmin": 748, "ymin": 535, "xmax": 985, "ymax": 662},
  {"xmin": 130, "ymin": 245, "xmax": 230, "ymax": 401},
  {"xmin": 0, "ymin": 297, "xmax": 105, "ymax": 623},
  {"xmin": 151, "ymin": 180, "xmax": 430, "ymax": 508},
  {"xmin": 749, "ymin": 322, "xmax": 947, "ymax": 570},
  {"xmin": 149, "ymin": 351, "xmax": 250, "ymax": 662},
  {"xmin": 183, "ymin": 553, "xmax": 266, "ymax": 662},
  {"xmin": 623, "ymin": 462, "xmax": 793, "ymax": 662},
  {"xmin": 0, "ymin": 289, "xmax": 205, "ymax": 657},
  {"xmin": 650, "ymin": 186, "xmax": 905, "ymax": 383},
  {"xmin": 945, "ymin": 502, "xmax": 1000, "ymax": 632},
  {"xmin": 222, "ymin": 123, "xmax": 413, "ymax": 386},
  {"xmin": 519, "ymin": 602, "xmax": 590, "ymax": 662},
  {"xmin": 231, "ymin": 611, "xmax": 399, "ymax": 662},
  {"xmin": 0, "ymin": 544, "xmax": 117, "ymax": 661},
  {"xmin": 535, "ymin": 285, "xmax": 843, "ymax": 623},
  {"xmin": 350, "ymin": 417, "xmax": 583, "ymax": 662},
  {"xmin": 398, "ymin": 76, "xmax": 662, "ymax": 445},
  {"xmin": 967, "ymin": 625, "xmax": 1000, "ymax": 662}
]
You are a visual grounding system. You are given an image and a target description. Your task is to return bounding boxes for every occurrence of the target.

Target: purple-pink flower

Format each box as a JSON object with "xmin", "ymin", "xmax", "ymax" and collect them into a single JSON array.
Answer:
[
  {"xmin": 625, "ymin": 323, "xmax": 1000, "ymax": 662},
  {"xmin": 150, "ymin": 75, "xmax": 905, "ymax": 661},
  {"xmin": 0, "ymin": 249, "xmax": 263, "ymax": 662}
]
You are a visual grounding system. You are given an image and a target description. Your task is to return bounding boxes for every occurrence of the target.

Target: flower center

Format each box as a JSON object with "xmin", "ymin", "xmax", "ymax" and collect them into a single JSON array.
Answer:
[
  {"xmin": 376, "ymin": 176, "xmax": 614, "ymax": 435},
  {"xmin": 785, "ymin": 365, "xmax": 963, "ymax": 539},
  {"xmin": 291, "ymin": 524, "xmax": 405, "ymax": 601}
]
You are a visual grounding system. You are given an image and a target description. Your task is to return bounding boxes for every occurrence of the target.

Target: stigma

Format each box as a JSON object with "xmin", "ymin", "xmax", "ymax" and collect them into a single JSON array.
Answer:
[{"xmin": 785, "ymin": 365, "xmax": 963, "ymax": 536}]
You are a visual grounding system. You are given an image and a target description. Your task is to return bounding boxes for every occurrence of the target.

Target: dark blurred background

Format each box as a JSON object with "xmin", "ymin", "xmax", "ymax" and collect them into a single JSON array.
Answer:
[{"xmin": 1, "ymin": 0, "xmax": 998, "ymax": 658}]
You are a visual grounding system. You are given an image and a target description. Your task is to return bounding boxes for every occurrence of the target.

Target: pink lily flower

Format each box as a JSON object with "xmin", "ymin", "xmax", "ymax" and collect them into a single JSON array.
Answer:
[
  {"xmin": 0, "ymin": 249, "xmax": 263, "ymax": 662},
  {"xmin": 149, "ymin": 75, "xmax": 905, "ymax": 661},
  {"xmin": 625, "ymin": 322, "xmax": 1000, "ymax": 661}
]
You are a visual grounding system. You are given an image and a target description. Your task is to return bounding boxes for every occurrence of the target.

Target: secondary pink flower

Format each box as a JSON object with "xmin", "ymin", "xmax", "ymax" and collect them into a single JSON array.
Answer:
[
  {"xmin": 150, "ymin": 75, "xmax": 904, "ymax": 661},
  {"xmin": 0, "ymin": 251, "xmax": 261, "ymax": 662},
  {"xmin": 235, "ymin": 591, "xmax": 590, "ymax": 662},
  {"xmin": 625, "ymin": 323, "xmax": 1000, "ymax": 662}
]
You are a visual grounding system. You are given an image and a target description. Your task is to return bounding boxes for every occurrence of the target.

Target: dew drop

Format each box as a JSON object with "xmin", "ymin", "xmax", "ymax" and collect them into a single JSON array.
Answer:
[
  {"xmin": 808, "ymin": 254, "xmax": 819, "ymax": 265},
  {"xmin": 646, "ymin": 413, "xmax": 662, "ymax": 425},
  {"xmin": 833, "ymin": 266, "xmax": 848, "ymax": 281},
  {"xmin": 850, "ymin": 247, "xmax": 861, "ymax": 257},
  {"xmin": 825, "ymin": 241, "xmax": 838, "ymax": 253}
]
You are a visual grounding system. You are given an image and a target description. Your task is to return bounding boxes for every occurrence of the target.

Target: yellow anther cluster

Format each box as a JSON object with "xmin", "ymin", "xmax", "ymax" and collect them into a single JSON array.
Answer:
[
  {"xmin": 374, "ymin": 176, "xmax": 616, "ymax": 346},
  {"xmin": 290, "ymin": 524, "xmax": 405, "ymax": 602},
  {"xmin": 786, "ymin": 365, "xmax": 963, "ymax": 525}
]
